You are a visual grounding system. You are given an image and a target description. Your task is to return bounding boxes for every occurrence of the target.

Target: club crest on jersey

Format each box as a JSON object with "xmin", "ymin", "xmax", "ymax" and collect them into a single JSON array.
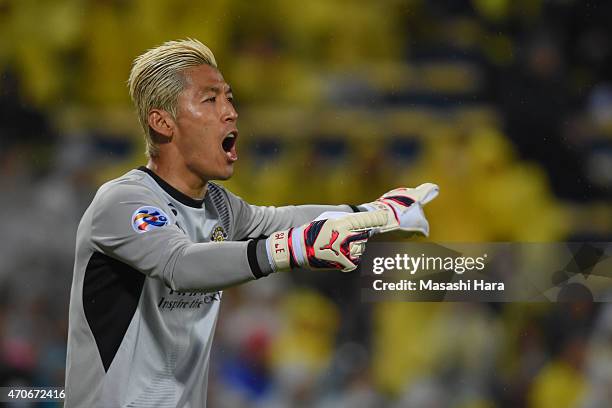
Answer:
[
  {"xmin": 132, "ymin": 206, "xmax": 169, "ymax": 233},
  {"xmin": 211, "ymin": 225, "xmax": 228, "ymax": 242}
]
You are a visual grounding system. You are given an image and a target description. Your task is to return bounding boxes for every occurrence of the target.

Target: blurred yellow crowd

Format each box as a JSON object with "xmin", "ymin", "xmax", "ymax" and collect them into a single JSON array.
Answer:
[{"xmin": 0, "ymin": 0, "xmax": 407, "ymax": 108}]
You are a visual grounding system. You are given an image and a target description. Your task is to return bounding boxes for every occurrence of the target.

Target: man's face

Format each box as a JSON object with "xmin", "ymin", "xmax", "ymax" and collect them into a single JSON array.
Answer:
[{"xmin": 173, "ymin": 64, "xmax": 238, "ymax": 181}]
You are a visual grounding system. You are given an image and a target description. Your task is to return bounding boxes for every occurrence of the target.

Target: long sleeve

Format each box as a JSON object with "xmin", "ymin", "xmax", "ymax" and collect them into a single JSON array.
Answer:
[
  {"xmin": 88, "ymin": 181, "xmax": 258, "ymax": 292},
  {"xmin": 220, "ymin": 186, "xmax": 355, "ymax": 240}
]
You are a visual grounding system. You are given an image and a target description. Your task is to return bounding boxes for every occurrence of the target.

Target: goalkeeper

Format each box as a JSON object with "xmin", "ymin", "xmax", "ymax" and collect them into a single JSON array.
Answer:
[{"xmin": 64, "ymin": 38, "xmax": 438, "ymax": 407}]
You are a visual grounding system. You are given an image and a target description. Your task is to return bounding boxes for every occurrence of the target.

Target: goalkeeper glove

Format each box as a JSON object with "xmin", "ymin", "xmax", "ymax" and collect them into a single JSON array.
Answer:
[
  {"xmin": 265, "ymin": 211, "xmax": 387, "ymax": 272},
  {"xmin": 360, "ymin": 183, "xmax": 439, "ymax": 236}
]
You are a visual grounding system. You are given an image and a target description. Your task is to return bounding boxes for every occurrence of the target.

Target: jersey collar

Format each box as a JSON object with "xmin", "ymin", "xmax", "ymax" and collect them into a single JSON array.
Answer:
[{"xmin": 137, "ymin": 166, "xmax": 205, "ymax": 208}]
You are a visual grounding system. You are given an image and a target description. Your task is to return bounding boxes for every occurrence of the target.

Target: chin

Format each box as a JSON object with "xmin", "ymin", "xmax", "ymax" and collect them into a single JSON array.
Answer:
[
  {"xmin": 213, "ymin": 167, "xmax": 234, "ymax": 181},
  {"xmin": 214, "ymin": 174, "xmax": 233, "ymax": 181},
  {"xmin": 191, "ymin": 162, "xmax": 234, "ymax": 182}
]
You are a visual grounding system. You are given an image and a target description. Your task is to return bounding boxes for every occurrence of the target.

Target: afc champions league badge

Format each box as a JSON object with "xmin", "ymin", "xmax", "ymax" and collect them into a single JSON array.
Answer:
[
  {"xmin": 132, "ymin": 206, "xmax": 169, "ymax": 233},
  {"xmin": 211, "ymin": 225, "xmax": 228, "ymax": 242}
]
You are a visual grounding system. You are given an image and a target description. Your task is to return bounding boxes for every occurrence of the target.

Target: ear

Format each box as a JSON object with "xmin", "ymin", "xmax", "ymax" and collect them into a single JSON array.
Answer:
[{"xmin": 147, "ymin": 109, "xmax": 175, "ymax": 140}]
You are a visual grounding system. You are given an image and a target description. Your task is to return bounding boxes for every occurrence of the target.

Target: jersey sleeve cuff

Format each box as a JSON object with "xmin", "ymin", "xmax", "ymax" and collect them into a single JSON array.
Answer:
[
  {"xmin": 247, "ymin": 239, "xmax": 274, "ymax": 279},
  {"xmin": 348, "ymin": 204, "xmax": 363, "ymax": 213}
]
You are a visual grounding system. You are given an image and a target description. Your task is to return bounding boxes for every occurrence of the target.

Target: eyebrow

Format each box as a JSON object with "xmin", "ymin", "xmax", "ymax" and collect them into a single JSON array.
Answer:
[{"xmin": 200, "ymin": 85, "xmax": 232, "ymax": 94}]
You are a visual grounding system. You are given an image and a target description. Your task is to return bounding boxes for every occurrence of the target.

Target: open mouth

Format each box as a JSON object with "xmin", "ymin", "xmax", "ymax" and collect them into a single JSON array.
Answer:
[{"xmin": 222, "ymin": 131, "xmax": 237, "ymax": 152}]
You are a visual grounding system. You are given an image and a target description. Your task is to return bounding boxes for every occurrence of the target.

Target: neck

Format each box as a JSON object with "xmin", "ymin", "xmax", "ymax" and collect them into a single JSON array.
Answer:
[{"xmin": 146, "ymin": 158, "xmax": 208, "ymax": 200}]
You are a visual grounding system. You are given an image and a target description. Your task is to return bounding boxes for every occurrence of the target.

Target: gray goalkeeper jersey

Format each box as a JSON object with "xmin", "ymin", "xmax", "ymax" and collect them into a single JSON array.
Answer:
[{"xmin": 65, "ymin": 167, "xmax": 352, "ymax": 408}]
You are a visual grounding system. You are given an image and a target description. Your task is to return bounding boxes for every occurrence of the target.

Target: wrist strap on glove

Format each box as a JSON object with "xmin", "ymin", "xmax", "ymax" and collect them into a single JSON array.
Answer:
[{"xmin": 266, "ymin": 211, "xmax": 388, "ymax": 272}]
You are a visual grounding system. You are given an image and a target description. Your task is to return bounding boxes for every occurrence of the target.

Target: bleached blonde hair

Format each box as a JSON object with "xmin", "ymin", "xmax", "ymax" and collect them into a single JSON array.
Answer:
[{"xmin": 128, "ymin": 39, "xmax": 217, "ymax": 158}]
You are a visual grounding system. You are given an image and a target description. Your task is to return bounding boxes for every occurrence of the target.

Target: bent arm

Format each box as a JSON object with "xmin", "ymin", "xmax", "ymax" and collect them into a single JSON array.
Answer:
[
  {"xmin": 170, "ymin": 239, "xmax": 268, "ymax": 291},
  {"xmin": 90, "ymin": 182, "xmax": 269, "ymax": 293}
]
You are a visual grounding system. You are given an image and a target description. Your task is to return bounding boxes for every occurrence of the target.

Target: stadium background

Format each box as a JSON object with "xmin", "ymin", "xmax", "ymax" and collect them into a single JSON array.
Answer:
[{"xmin": 1, "ymin": 0, "xmax": 612, "ymax": 406}]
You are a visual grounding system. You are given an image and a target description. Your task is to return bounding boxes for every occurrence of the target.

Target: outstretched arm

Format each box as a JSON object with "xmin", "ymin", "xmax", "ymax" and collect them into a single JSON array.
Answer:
[
  {"xmin": 223, "ymin": 183, "xmax": 439, "ymax": 240},
  {"xmin": 222, "ymin": 186, "xmax": 358, "ymax": 240}
]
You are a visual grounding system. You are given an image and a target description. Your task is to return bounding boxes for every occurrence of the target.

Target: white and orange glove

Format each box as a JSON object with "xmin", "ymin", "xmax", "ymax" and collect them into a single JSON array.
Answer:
[
  {"xmin": 360, "ymin": 183, "xmax": 439, "ymax": 236},
  {"xmin": 265, "ymin": 211, "xmax": 388, "ymax": 272}
]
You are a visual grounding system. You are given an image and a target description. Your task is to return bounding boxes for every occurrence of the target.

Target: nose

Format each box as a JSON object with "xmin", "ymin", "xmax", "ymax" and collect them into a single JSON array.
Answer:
[{"xmin": 222, "ymin": 100, "xmax": 238, "ymax": 123}]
